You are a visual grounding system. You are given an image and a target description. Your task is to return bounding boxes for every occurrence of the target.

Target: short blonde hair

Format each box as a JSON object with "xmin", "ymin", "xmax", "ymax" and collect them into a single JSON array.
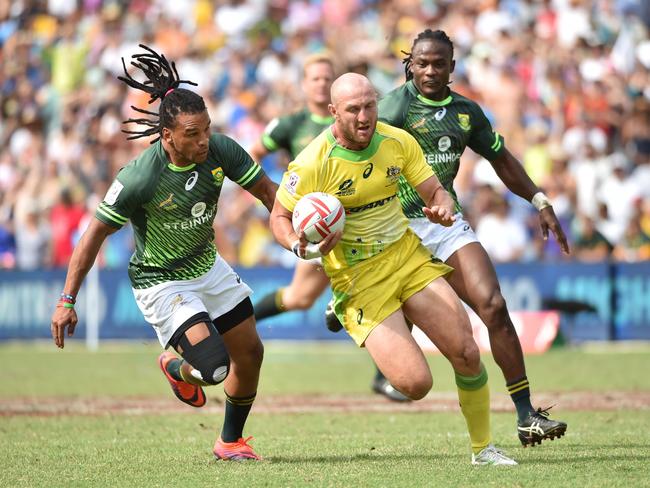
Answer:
[{"xmin": 302, "ymin": 52, "xmax": 334, "ymax": 75}]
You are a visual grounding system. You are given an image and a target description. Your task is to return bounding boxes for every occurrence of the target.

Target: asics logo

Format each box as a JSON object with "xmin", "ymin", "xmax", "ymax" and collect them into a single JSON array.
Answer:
[
  {"xmin": 518, "ymin": 422, "xmax": 544, "ymax": 436},
  {"xmin": 185, "ymin": 171, "xmax": 199, "ymax": 191}
]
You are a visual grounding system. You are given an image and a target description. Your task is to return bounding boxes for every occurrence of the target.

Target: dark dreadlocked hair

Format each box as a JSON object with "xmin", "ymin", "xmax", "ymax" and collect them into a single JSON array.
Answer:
[
  {"xmin": 118, "ymin": 44, "xmax": 205, "ymax": 144},
  {"xmin": 402, "ymin": 29, "xmax": 454, "ymax": 81}
]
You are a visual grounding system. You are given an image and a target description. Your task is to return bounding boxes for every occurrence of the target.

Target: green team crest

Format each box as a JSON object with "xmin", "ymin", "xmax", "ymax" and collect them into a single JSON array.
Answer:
[
  {"xmin": 211, "ymin": 167, "xmax": 224, "ymax": 186},
  {"xmin": 458, "ymin": 113, "xmax": 471, "ymax": 131}
]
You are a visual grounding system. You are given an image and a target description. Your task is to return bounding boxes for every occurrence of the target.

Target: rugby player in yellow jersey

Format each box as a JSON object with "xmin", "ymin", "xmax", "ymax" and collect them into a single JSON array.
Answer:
[
  {"xmin": 250, "ymin": 53, "xmax": 409, "ymax": 402},
  {"xmin": 269, "ymin": 73, "xmax": 517, "ymax": 465}
]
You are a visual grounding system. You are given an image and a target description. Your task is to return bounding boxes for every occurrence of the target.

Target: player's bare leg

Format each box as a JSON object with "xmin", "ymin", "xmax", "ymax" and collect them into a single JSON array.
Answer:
[
  {"xmin": 364, "ymin": 310, "xmax": 433, "ymax": 400},
  {"xmin": 446, "ymin": 242, "xmax": 566, "ymax": 446},
  {"xmin": 280, "ymin": 260, "xmax": 330, "ymax": 310},
  {"xmin": 365, "ymin": 278, "xmax": 515, "ymax": 464},
  {"xmin": 213, "ymin": 316, "xmax": 264, "ymax": 460},
  {"xmin": 254, "ymin": 260, "xmax": 329, "ymax": 319}
]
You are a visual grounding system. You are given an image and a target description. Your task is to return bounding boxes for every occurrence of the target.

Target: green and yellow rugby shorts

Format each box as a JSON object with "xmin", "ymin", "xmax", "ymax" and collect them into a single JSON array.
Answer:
[{"xmin": 328, "ymin": 229, "xmax": 453, "ymax": 346}]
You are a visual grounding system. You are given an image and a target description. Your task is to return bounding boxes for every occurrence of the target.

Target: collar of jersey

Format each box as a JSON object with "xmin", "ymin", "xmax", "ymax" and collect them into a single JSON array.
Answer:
[
  {"xmin": 168, "ymin": 162, "xmax": 196, "ymax": 172},
  {"xmin": 310, "ymin": 113, "xmax": 334, "ymax": 124},
  {"xmin": 416, "ymin": 93, "xmax": 453, "ymax": 107},
  {"xmin": 326, "ymin": 128, "xmax": 384, "ymax": 161},
  {"xmin": 406, "ymin": 80, "xmax": 453, "ymax": 107}
]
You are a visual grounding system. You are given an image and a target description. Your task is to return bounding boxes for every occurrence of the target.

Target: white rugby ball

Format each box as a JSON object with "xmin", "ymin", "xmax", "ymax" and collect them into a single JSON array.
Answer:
[{"xmin": 292, "ymin": 192, "xmax": 345, "ymax": 243}]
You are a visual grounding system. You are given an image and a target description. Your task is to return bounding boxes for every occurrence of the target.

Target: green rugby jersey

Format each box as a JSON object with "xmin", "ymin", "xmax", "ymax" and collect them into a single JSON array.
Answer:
[
  {"xmin": 379, "ymin": 81, "xmax": 504, "ymax": 217},
  {"xmin": 261, "ymin": 108, "xmax": 334, "ymax": 158},
  {"xmin": 95, "ymin": 133, "xmax": 264, "ymax": 289}
]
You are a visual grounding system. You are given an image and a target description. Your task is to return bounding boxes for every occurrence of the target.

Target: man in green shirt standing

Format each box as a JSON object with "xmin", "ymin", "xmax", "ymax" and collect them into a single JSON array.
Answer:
[{"xmin": 50, "ymin": 46, "xmax": 277, "ymax": 461}]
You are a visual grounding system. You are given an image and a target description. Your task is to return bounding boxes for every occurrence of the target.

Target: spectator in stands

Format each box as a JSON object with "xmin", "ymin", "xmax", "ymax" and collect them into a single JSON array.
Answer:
[
  {"xmin": 49, "ymin": 188, "xmax": 85, "ymax": 268},
  {"xmin": 476, "ymin": 190, "xmax": 529, "ymax": 263},
  {"xmin": 613, "ymin": 215, "xmax": 650, "ymax": 262},
  {"xmin": 572, "ymin": 214, "xmax": 612, "ymax": 262},
  {"xmin": 0, "ymin": 0, "xmax": 648, "ymax": 267}
]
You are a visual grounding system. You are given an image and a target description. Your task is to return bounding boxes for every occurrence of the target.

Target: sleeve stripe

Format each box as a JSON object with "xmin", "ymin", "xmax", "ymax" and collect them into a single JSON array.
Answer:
[
  {"xmin": 491, "ymin": 132, "xmax": 502, "ymax": 151},
  {"xmin": 97, "ymin": 204, "xmax": 128, "ymax": 224},
  {"xmin": 236, "ymin": 164, "xmax": 262, "ymax": 187},
  {"xmin": 262, "ymin": 134, "xmax": 278, "ymax": 151}
]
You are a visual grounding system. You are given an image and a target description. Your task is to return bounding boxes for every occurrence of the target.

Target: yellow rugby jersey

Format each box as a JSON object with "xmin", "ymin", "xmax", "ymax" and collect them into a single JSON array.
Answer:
[{"xmin": 277, "ymin": 121, "xmax": 434, "ymax": 271}]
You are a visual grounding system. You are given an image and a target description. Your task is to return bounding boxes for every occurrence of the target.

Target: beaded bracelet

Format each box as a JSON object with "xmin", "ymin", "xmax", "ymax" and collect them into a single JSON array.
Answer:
[{"xmin": 60, "ymin": 293, "xmax": 76, "ymax": 304}]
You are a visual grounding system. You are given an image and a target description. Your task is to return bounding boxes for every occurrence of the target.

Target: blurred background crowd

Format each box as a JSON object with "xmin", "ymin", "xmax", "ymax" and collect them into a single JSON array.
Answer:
[{"xmin": 0, "ymin": 0, "xmax": 649, "ymax": 270}]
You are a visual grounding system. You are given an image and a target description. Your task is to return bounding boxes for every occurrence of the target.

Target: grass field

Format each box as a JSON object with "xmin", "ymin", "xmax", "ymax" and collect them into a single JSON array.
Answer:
[{"xmin": 2, "ymin": 341, "xmax": 650, "ymax": 487}]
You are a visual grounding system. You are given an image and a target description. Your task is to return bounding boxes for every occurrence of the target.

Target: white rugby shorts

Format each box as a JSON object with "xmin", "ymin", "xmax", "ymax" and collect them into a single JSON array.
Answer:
[
  {"xmin": 408, "ymin": 213, "xmax": 479, "ymax": 262},
  {"xmin": 133, "ymin": 254, "xmax": 252, "ymax": 347}
]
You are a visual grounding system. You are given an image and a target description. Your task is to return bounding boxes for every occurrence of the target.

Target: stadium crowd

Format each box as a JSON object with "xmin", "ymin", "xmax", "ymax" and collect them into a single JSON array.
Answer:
[{"xmin": 0, "ymin": 0, "xmax": 649, "ymax": 270}]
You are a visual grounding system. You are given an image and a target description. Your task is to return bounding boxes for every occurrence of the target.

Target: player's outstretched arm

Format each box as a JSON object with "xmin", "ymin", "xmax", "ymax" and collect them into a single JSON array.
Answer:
[
  {"xmin": 490, "ymin": 149, "xmax": 570, "ymax": 254},
  {"xmin": 50, "ymin": 218, "xmax": 117, "ymax": 349},
  {"xmin": 246, "ymin": 175, "xmax": 278, "ymax": 213},
  {"xmin": 415, "ymin": 176, "xmax": 456, "ymax": 227}
]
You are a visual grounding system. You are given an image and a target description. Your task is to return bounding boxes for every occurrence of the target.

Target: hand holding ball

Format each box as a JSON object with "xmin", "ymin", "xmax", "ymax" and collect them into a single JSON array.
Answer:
[{"xmin": 292, "ymin": 192, "xmax": 345, "ymax": 243}]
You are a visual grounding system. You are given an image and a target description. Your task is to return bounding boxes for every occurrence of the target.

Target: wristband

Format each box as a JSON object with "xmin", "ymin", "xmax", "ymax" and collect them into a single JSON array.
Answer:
[
  {"xmin": 291, "ymin": 240, "xmax": 323, "ymax": 260},
  {"xmin": 291, "ymin": 240, "xmax": 302, "ymax": 258},
  {"xmin": 60, "ymin": 293, "xmax": 76, "ymax": 304},
  {"xmin": 57, "ymin": 302, "xmax": 75, "ymax": 309},
  {"xmin": 531, "ymin": 192, "xmax": 552, "ymax": 211}
]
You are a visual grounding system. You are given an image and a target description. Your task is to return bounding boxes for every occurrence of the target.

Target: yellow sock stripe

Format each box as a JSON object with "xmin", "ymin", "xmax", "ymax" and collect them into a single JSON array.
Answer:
[
  {"xmin": 508, "ymin": 383, "xmax": 530, "ymax": 395},
  {"xmin": 225, "ymin": 393, "xmax": 257, "ymax": 406},
  {"xmin": 507, "ymin": 379, "xmax": 529, "ymax": 391},
  {"xmin": 275, "ymin": 288, "xmax": 286, "ymax": 311}
]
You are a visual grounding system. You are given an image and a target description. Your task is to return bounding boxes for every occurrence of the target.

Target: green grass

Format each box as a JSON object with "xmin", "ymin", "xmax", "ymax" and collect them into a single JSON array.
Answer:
[
  {"xmin": 2, "ymin": 412, "xmax": 649, "ymax": 487},
  {"xmin": 2, "ymin": 341, "xmax": 650, "ymax": 397},
  {"xmin": 2, "ymin": 342, "xmax": 650, "ymax": 487}
]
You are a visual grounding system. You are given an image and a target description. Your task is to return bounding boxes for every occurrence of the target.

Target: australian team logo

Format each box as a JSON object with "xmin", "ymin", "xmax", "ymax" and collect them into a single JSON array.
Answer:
[
  {"xmin": 211, "ymin": 167, "xmax": 224, "ymax": 186},
  {"xmin": 385, "ymin": 166, "xmax": 401, "ymax": 185},
  {"xmin": 458, "ymin": 113, "xmax": 471, "ymax": 131}
]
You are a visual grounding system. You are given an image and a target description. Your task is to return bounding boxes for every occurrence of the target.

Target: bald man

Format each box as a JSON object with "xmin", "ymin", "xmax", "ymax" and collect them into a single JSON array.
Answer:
[{"xmin": 269, "ymin": 73, "xmax": 517, "ymax": 466}]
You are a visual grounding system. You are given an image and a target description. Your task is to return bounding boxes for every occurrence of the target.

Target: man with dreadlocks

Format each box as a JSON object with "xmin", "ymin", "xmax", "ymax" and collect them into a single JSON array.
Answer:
[
  {"xmin": 50, "ymin": 45, "xmax": 277, "ymax": 461},
  {"xmin": 373, "ymin": 28, "xmax": 570, "ymax": 447}
]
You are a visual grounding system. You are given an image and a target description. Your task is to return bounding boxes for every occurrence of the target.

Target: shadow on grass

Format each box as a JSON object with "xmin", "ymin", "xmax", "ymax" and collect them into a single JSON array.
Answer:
[
  {"xmin": 265, "ymin": 452, "xmax": 462, "ymax": 464},
  {"xmin": 521, "ymin": 452, "xmax": 650, "ymax": 465},
  {"xmin": 561, "ymin": 444, "xmax": 650, "ymax": 449}
]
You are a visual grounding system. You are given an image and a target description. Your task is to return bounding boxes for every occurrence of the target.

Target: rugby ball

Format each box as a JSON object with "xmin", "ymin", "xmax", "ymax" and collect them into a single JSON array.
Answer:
[{"xmin": 292, "ymin": 192, "xmax": 345, "ymax": 243}]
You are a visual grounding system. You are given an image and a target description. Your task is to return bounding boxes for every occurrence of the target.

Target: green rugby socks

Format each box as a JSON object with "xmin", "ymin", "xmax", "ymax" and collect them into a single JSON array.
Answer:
[
  {"xmin": 507, "ymin": 376, "xmax": 535, "ymax": 421},
  {"xmin": 221, "ymin": 391, "xmax": 257, "ymax": 442}
]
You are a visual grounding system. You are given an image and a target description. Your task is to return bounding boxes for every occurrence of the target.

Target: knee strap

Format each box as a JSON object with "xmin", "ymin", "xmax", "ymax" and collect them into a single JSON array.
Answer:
[{"xmin": 176, "ymin": 322, "xmax": 230, "ymax": 386}]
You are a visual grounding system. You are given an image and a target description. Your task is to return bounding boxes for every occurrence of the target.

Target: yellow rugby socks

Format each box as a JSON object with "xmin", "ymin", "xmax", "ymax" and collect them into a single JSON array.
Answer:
[{"xmin": 455, "ymin": 363, "xmax": 491, "ymax": 454}]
